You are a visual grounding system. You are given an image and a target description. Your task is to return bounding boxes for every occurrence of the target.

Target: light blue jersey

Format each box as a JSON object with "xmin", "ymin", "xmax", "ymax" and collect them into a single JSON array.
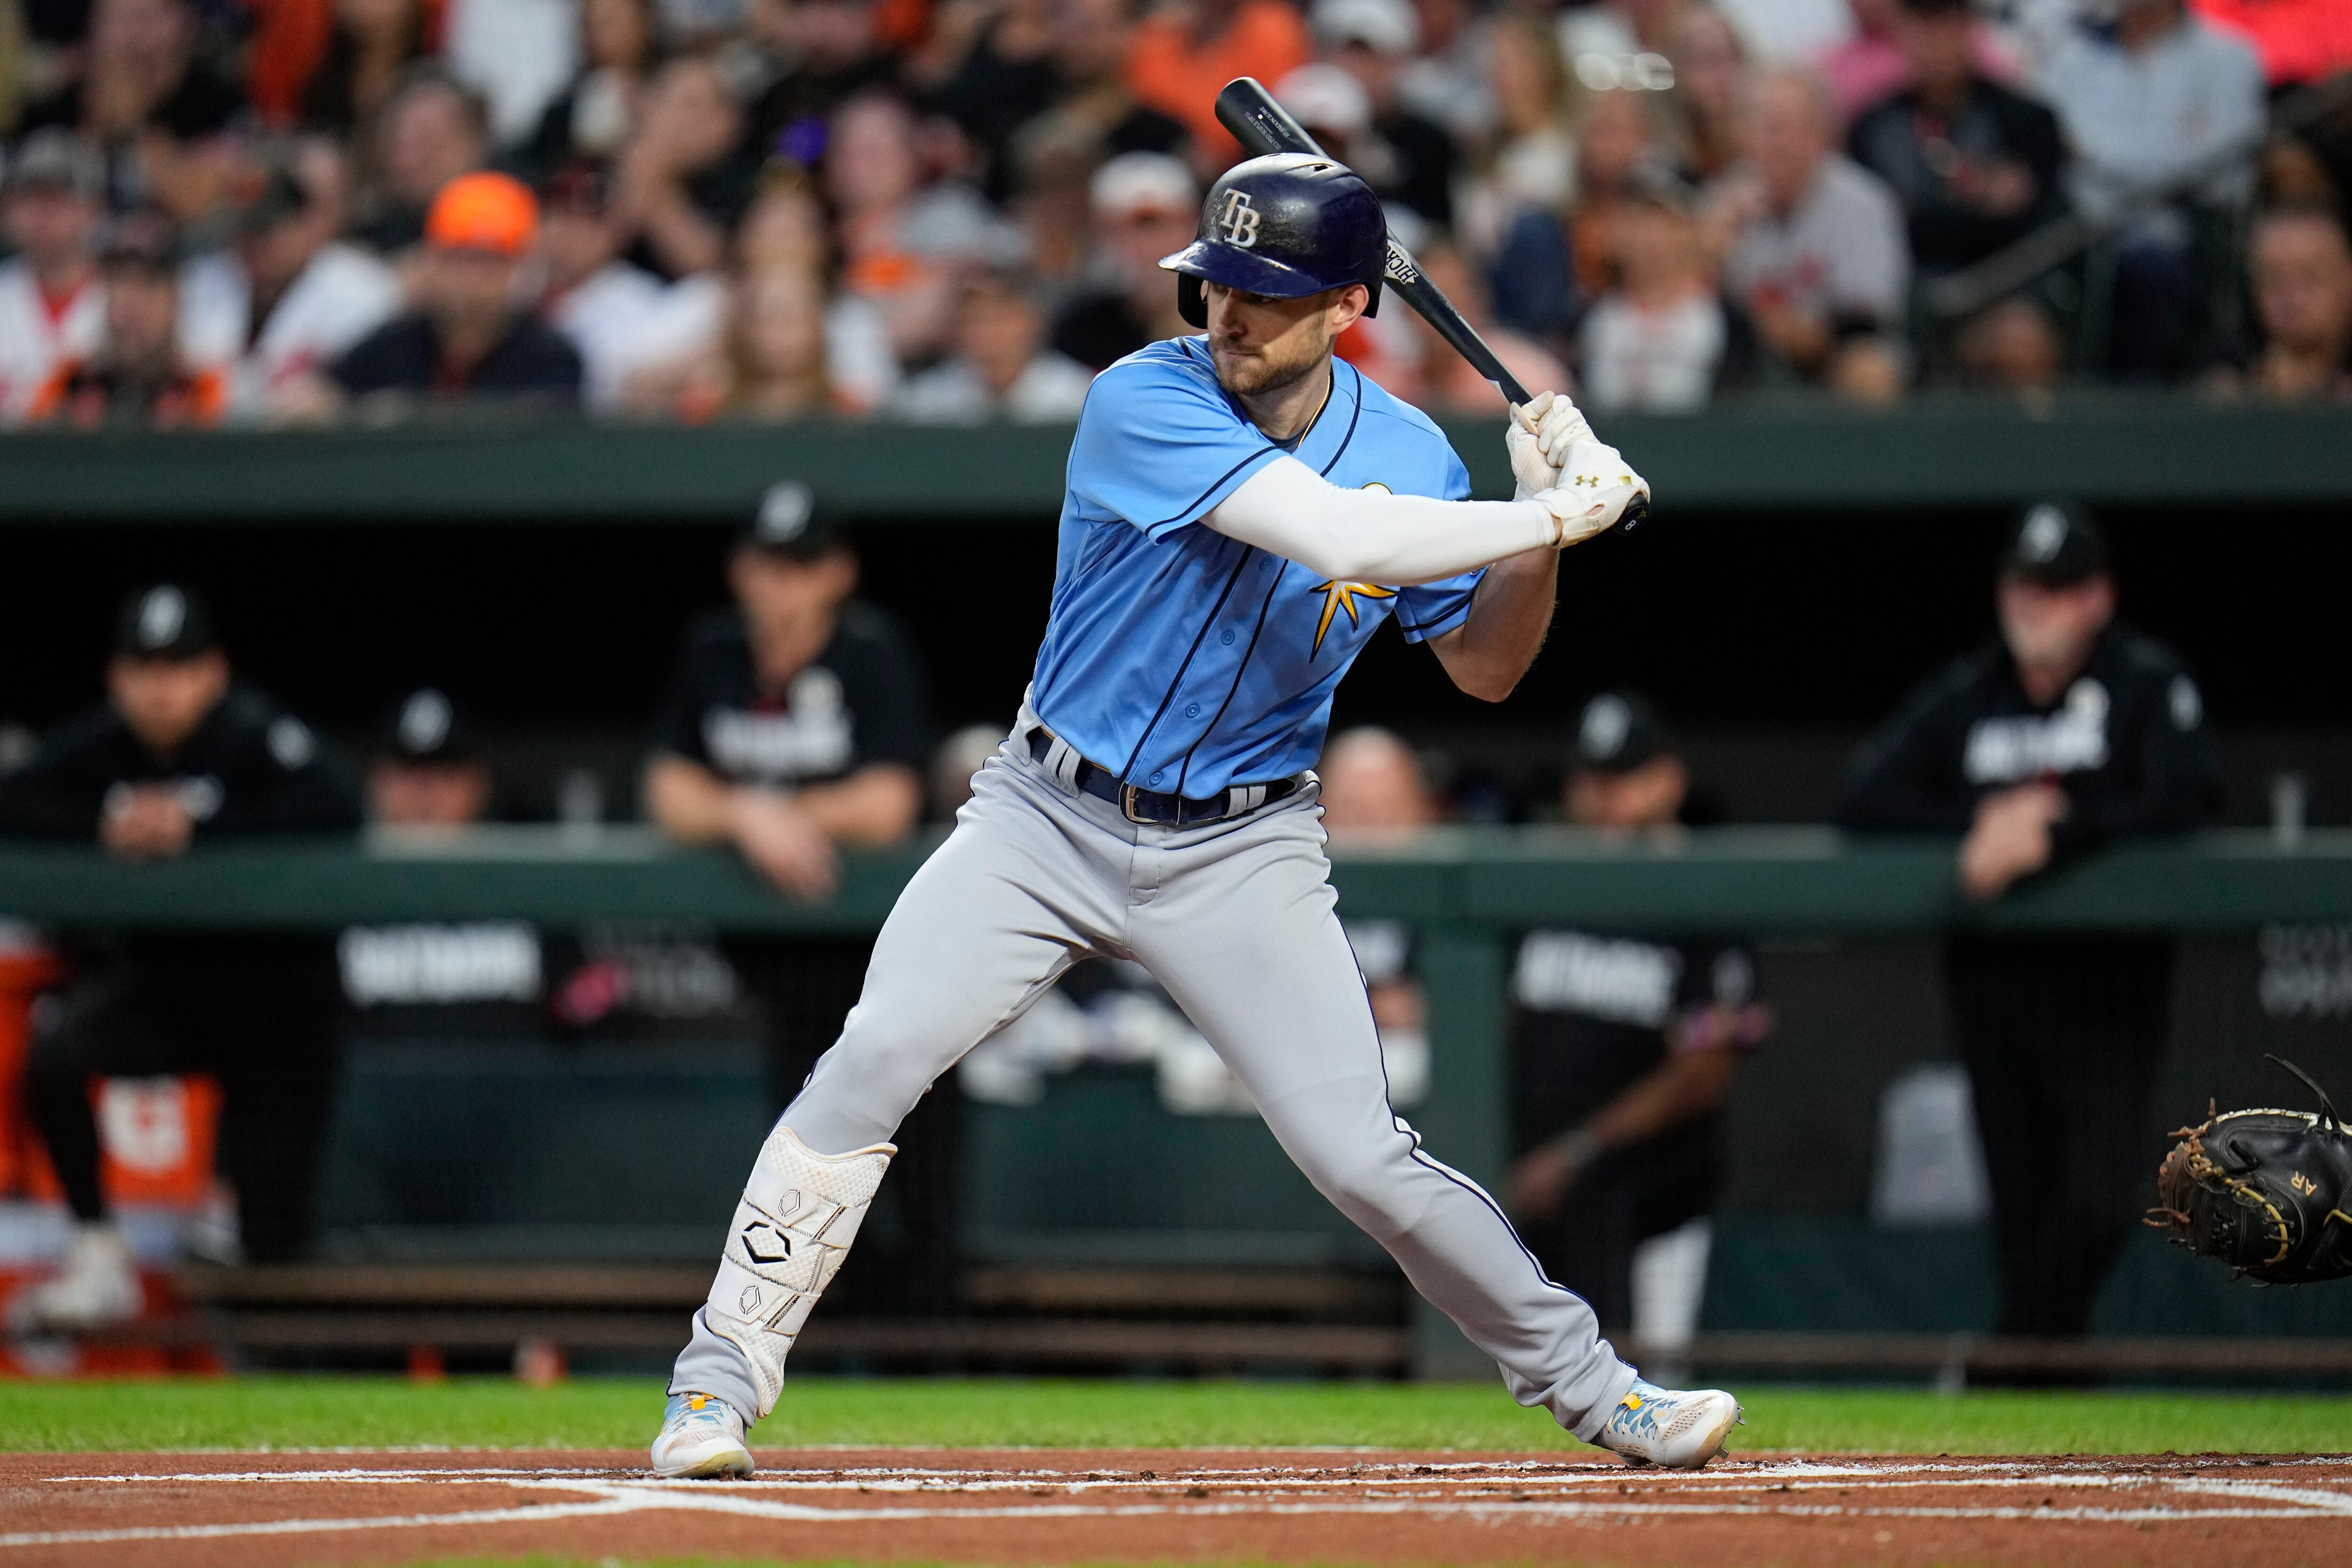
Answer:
[{"xmin": 1029, "ymin": 337, "xmax": 1482, "ymax": 798}]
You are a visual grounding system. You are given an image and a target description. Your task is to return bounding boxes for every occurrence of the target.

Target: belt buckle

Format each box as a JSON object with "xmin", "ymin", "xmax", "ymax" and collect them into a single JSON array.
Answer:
[{"xmin": 1120, "ymin": 783, "xmax": 1152, "ymax": 825}]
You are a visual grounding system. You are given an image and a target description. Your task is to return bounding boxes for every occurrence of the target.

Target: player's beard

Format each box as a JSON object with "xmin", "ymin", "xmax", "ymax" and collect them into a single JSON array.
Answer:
[{"xmin": 1212, "ymin": 326, "xmax": 1335, "ymax": 400}]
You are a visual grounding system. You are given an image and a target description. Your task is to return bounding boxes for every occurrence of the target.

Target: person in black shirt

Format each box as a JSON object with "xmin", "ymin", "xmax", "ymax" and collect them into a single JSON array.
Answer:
[
  {"xmin": 0, "ymin": 586, "xmax": 361, "ymax": 1330},
  {"xmin": 1837, "ymin": 503, "xmax": 2220, "ymax": 1346},
  {"xmin": 326, "ymin": 173, "xmax": 582, "ymax": 411},
  {"xmin": 1506, "ymin": 694, "xmax": 1770, "ymax": 1372},
  {"xmin": 645, "ymin": 482, "xmax": 947, "ymax": 1312},
  {"xmin": 1845, "ymin": 0, "xmax": 2065, "ymax": 276}
]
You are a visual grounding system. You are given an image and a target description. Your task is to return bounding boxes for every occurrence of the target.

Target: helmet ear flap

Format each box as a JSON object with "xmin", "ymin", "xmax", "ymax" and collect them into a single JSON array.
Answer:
[
  {"xmin": 1360, "ymin": 278, "xmax": 1382, "ymax": 318},
  {"xmin": 1177, "ymin": 273, "xmax": 1207, "ymax": 329}
]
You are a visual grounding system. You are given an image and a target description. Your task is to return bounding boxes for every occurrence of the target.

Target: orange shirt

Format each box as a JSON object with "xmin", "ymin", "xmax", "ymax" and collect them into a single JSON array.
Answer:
[
  {"xmin": 29, "ymin": 359, "xmax": 230, "ymax": 429},
  {"xmin": 1124, "ymin": 0, "xmax": 1315, "ymax": 165}
]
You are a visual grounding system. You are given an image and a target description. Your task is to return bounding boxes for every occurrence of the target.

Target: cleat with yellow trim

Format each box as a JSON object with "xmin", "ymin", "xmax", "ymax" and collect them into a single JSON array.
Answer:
[
  {"xmin": 650, "ymin": 1391, "xmax": 754, "ymax": 1478},
  {"xmin": 1593, "ymin": 1379, "xmax": 1741, "ymax": 1470}
]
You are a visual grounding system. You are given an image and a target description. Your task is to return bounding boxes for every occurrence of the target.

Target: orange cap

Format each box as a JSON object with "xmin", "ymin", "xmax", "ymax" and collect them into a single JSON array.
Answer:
[{"xmin": 425, "ymin": 172, "xmax": 538, "ymax": 256}]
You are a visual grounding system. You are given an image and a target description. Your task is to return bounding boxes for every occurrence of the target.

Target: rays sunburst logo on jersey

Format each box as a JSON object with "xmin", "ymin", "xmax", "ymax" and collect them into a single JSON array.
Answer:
[{"xmin": 1310, "ymin": 483, "xmax": 1399, "ymax": 654}]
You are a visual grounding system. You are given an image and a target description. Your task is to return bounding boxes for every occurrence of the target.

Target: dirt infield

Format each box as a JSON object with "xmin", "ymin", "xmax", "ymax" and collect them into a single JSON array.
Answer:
[{"xmin": 3, "ymin": 1446, "xmax": 2349, "ymax": 1567}]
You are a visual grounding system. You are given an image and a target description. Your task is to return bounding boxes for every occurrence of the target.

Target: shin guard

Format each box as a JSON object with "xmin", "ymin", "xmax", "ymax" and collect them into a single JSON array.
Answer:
[{"xmin": 703, "ymin": 1125, "xmax": 894, "ymax": 1418}]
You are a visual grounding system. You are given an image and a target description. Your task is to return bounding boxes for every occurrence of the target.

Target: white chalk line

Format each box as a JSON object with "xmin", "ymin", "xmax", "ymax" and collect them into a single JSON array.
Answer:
[{"xmin": 10, "ymin": 1460, "xmax": 2352, "ymax": 1549}]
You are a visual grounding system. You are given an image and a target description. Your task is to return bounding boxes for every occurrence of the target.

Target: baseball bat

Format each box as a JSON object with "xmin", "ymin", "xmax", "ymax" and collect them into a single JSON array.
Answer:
[{"xmin": 1212, "ymin": 76, "xmax": 1648, "ymax": 536}]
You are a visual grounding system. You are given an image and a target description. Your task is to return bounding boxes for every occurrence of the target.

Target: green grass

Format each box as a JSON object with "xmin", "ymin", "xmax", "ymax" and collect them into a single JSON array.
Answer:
[{"xmin": 1, "ymin": 1376, "xmax": 2349, "ymax": 1455}]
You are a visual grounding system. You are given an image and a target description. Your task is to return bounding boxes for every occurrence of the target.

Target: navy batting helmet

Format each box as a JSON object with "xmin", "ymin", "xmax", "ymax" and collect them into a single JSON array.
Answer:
[{"xmin": 1159, "ymin": 153, "xmax": 1387, "ymax": 329}]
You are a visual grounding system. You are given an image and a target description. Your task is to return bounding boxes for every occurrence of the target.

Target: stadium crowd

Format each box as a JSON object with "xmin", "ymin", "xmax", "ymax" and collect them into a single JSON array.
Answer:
[{"xmin": 1, "ymin": 0, "xmax": 2349, "ymax": 428}]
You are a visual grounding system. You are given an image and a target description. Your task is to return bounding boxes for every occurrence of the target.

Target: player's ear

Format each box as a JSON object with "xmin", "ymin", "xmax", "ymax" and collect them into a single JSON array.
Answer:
[{"xmin": 1327, "ymin": 283, "xmax": 1370, "ymax": 335}]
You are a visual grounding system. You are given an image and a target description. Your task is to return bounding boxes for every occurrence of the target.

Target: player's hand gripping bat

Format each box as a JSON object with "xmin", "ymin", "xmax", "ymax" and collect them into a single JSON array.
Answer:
[{"xmin": 1214, "ymin": 75, "xmax": 1650, "ymax": 536}]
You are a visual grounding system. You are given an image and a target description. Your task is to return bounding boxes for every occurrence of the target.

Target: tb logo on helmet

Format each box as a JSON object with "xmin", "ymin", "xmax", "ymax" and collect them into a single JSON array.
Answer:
[{"xmin": 1217, "ymin": 190, "xmax": 1262, "ymax": 248}]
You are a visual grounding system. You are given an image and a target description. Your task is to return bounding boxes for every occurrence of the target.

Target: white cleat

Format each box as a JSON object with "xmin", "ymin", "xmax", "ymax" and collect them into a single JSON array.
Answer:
[
  {"xmin": 7, "ymin": 1223, "xmax": 142, "ymax": 1333},
  {"xmin": 650, "ymin": 1391, "xmax": 755, "ymax": 1478},
  {"xmin": 1592, "ymin": 1379, "xmax": 1742, "ymax": 1470}
]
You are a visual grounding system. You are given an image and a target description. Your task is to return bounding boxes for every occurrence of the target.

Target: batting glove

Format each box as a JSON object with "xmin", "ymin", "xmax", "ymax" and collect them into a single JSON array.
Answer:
[
  {"xmin": 1505, "ymin": 392, "xmax": 1563, "ymax": 498},
  {"xmin": 1531, "ymin": 437, "xmax": 1649, "ymax": 547}
]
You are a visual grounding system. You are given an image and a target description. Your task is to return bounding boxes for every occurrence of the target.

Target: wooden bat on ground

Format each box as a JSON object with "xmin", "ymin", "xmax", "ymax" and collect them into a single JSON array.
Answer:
[{"xmin": 1213, "ymin": 76, "xmax": 1649, "ymax": 536}]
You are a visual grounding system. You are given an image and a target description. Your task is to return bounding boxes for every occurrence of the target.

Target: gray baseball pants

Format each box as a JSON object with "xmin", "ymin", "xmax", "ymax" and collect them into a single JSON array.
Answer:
[{"xmin": 672, "ymin": 717, "xmax": 1638, "ymax": 1439}]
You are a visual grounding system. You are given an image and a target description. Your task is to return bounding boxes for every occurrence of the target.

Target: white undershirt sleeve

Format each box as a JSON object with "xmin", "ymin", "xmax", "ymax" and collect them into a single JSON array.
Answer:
[{"xmin": 1202, "ymin": 454, "xmax": 1557, "ymax": 587}]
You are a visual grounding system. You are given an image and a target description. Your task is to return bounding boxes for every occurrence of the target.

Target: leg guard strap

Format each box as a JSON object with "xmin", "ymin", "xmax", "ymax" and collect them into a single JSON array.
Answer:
[{"xmin": 701, "ymin": 1125, "xmax": 894, "ymax": 1418}]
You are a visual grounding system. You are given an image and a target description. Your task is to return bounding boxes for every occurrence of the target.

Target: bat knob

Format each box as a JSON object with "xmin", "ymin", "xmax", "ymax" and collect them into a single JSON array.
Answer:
[{"xmin": 1612, "ymin": 495, "xmax": 1651, "ymax": 536}]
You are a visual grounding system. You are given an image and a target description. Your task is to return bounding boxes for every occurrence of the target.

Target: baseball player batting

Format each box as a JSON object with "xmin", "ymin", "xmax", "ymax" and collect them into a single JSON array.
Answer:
[{"xmin": 652, "ymin": 151, "xmax": 1741, "ymax": 1476}]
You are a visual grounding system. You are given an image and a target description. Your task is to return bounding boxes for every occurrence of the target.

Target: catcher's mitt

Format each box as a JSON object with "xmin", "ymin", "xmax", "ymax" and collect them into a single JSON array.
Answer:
[{"xmin": 2149, "ymin": 1056, "xmax": 2352, "ymax": 1284}]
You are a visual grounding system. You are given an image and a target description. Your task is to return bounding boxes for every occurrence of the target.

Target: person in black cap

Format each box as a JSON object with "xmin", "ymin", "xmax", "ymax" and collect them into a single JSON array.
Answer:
[
  {"xmin": 1505, "ymin": 692, "xmax": 1771, "ymax": 1380},
  {"xmin": 0, "ymin": 586, "xmax": 361, "ymax": 1330},
  {"xmin": 644, "ymin": 481, "xmax": 949, "ymax": 1313},
  {"xmin": 1837, "ymin": 503, "xmax": 2220, "ymax": 1348},
  {"xmin": 368, "ymin": 687, "xmax": 493, "ymax": 828}
]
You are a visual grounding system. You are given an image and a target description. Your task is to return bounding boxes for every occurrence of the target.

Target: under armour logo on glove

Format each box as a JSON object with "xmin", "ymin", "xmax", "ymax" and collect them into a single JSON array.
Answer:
[{"xmin": 1218, "ymin": 190, "xmax": 1261, "ymax": 247}]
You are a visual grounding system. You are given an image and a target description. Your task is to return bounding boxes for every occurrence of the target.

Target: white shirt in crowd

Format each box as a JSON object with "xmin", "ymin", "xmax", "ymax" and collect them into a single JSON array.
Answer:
[
  {"xmin": 444, "ymin": 0, "xmax": 580, "ymax": 147},
  {"xmin": 1579, "ymin": 292, "xmax": 1726, "ymax": 413},
  {"xmin": 178, "ymin": 242, "xmax": 403, "ymax": 417},
  {"xmin": 1723, "ymin": 154, "xmax": 1910, "ymax": 334},
  {"xmin": 889, "ymin": 350, "xmax": 1095, "ymax": 424},
  {"xmin": 547, "ymin": 265, "xmax": 727, "ymax": 412},
  {"xmin": 2035, "ymin": 12, "xmax": 2265, "ymax": 235},
  {"xmin": 0, "ymin": 262, "xmax": 104, "ymax": 421}
]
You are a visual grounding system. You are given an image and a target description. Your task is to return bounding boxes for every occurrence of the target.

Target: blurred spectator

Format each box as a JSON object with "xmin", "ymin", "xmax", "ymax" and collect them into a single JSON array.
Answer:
[
  {"xmin": 1050, "ymin": 151, "xmax": 1197, "ymax": 370},
  {"xmin": 929, "ymin": 721, "xmax": 1007, "ymax": 820},
  {"xmin": 176, "ymin": 144, "xmax": 403, "ymax": 418},
  {"xmin": 1713, "ymin": 65, "xmax": 1909, "ymax": 399},
  {"xmin": 444, "ymin": 0, "xmax": 580, "ymax": 148},
  {"xmin": 1483, "ymin": 81, "xmax": 1668, "ymax": 345},
  {"xmin": 1309, "ymin": 0, "xmax": 1457, "ymax": 227},
  {"xmin": 1558, "ymin": 0, "xmax": 1684, "ymax": 71},
  {"xmin": 644, "ymin": 480, "xmax": 928, "ymax": 901},
  {"xmin": 612, "ymin": 54, "xmax": 758, "ymax": 280},
  {"xmin": 291, "ymin": 0, "xmax": 435, "ymax": 139},
  {"xmin": 1847, "ymin": 0, "xmax": 2063, "ymax": 276},
  {"xmin": 1667, "ymin": 4, "xmax": 1749, "ymax": 185},
  {"xmin": 28, "ymin": 208, "xmax": 227, "ymax": 427},
  {"xmin": 1123, "ymin": 0, "xmax": 1314, "ymax": 167},
  {"xmin": 1579, "ymin": 164, "xmax": 1757, "ymax": 412},
  {"xmin": 18, "ymin": 0, "xmax": 242, "ymax": 194},
  {"xmin": 1507, "ymin": 691, "xmax": 1769, "ymax": 1370},
  {"xmin": 2190, "ymin": 0, "xmax": 2352, "ymax": 87},
  {"xmin": 1836, "ymin": 504, "xmax": 2219, "ymax": 1345},
  {"xmin": 1954, "ymin": 292, "xmax": 2062, "ymax": 392},
  {"xmin": 890, "ymin": 268, "xmax": 1091, "ymax": 421},
  {"xmin": 1315, "ymin": 725, "xmax": 1437, "ymax": 1108},
  {"xmin": 1397, "ymin": 237, "xmax": 1570, "ymax": 413},
  {"xmin": 731, "ymin": 170, "xmax": 900, "ymax": 408},
  {"xmin": 655, "ymin": 261, "xmax": 836, "ymax": 417},
  {"xmin": 0, "ymin": 129, "xmax": 107, "ymax": 421},
  {"xmin": 538, "ymin": 160, "xmax": 725, "ymax": 411},
  {"xmin": 1394, "ymin": 0, "xmax": 1497, "ymax": 144},
  {"xmin": 353, "ymin": 65, "xmax": 490, "ymax": 253},
  {"xmin": 2037, "ymin": 0, "xmax": 2265, "ymax": 379},
  {"xmin": 325, "ymin": 171, "xmax": 584, "ymax": 408},
  {"xmin": 740, "ymin": 0, "xmax": 897, "ymax": 160},
  {"xmin": 1461, "ymin": 9, "xmax": 1572, "ymax": 256},
  {"xmin": 524, "ymin": 0, "xmax": 659, "ymax": 174},
  {"xmin": 826, "ymin": 87, "xmax": 1007, "ymax": 364},
  {"xmin": 0, "ymin": 585, "xmax": 361, "ymax": 1326},
  {"xmin": 1816, "ymin": 0, "xmax": 2010, "ymax": 127},
  {"xmin": 1032, "ymin": 0, "xmax": 1191, "ymax": 160},
  {"xmin": 914, "ymin": 0, "xmax": 1060, "ymax": 200},
  {"xmin": 2209, "ymin": 203, "xmax": 2352, "ymax": 400},
  {"xmin": 1318, "ymin": 723, "xmax": 1438, "ymax": 839}
]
